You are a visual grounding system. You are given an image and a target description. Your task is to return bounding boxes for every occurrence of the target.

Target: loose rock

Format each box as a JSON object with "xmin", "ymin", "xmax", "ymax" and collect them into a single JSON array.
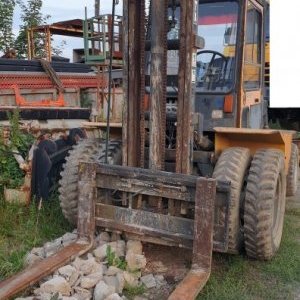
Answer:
[
  {"xmin": 25, "ymin": 253, "xmax": 43, "ymax": 267},
  {"xmin": 141, "ymin": 274, "xmax": 156, "ymax": 289},
  {"xmin": 31, "ymin": 247, "xmax": 44, "ymax": 258},
  {"xmin": 104, "ymin": 276, "xmax": 117, "ymax": 293},
  {"xmin": 99, "ymin": 232, "xmax": 111, "ymax": 242},
  {"xmin": 123, "ymin": 271, "xmax": 139, "ymax": 288},
  {"xmin": 154, "ymin": 275, "xmax": 166, "ymax": 287},
  {"xmin": 94, "ymin": 241, "xmax": 124, "ymax": 261},
  {"xmin": 62, "ymin": 232, "xmax": 78, "ymax": 246},
  {"xmin": 38, "ymin": 293, "xmax": 53, "ymax": 300},
  {"xmin": 43, "ymin": 238, "xmax": 63, "ymax": 257},
  {"xmin": 37, "ymin": 276, "xmax": 72, "ymax": 296},
  {"xmin": 94, "ymin": 281, "xmax": 115, "ymax": 300},
  {"xmin": 104, "ymin": 293, "xmax": 123, "ymax": 300},
  {"xmin": 80, "ymin": 272, "xmax": 103, "ymax": 289},
  {"xmin": 94, "ymin": 244, "xmax": 109, "ymax": 261},
  {"xmin": 115, "ymin": 240, "xmax": 126, "ymax": 257},
  {"xmin": 73, "ymin": 286, "xmax": 92, "ymax": 300},
  {"xmin": 58, "ymin": 265, "xmax": 77, "ymax": 279},
  {"xmin": 126, "ymin": 241, "xmax": 143, "ymax": 255},
  {"xmin": 116, "ymin": 272, "xmax": 125, "ymax": 294},
  {"xmin": 105, "ymin": 266, "xmax": 123, "ymax": 276},
  {"xmin": 72, "ymin": 257, "xmax": 103, "ymax": 275},
  {"xmin": 126, "ymin": 253, "xmax": 147, "ymax": 271},
  {"xmin": 111, "ymin": 232, "xmax": 121, "ymax": 241}
]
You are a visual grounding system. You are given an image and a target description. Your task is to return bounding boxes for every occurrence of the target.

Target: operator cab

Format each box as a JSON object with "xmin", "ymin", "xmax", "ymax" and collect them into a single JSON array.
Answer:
[
  {"xmin": 162, "ymin": 0, "xmax": 267, "ymax": 131},
  {"xmin": 196, "ymin": 1, "xmax": 238, "ymax": 93}
]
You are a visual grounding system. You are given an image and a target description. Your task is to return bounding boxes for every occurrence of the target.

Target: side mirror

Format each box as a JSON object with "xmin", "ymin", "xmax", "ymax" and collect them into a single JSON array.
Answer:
[
  {"xmin": 195, "ymin": 36, "xmax": 205, "ymax": 50},
  {"xmin": 224, "ymin": 27, "xmax": 232, "ymax": 45}
]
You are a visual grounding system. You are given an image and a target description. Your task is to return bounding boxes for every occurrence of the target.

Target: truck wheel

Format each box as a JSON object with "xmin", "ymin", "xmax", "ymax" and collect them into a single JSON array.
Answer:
[
  {"xmin": 213, "ymin": 147, "xmax": 251, "ymax": 254},
  {"xmin": 244, "ymin": 149, "xmax": 286, "ymax": 260},
  {"xmin": 286, "ymin": 144, "xmax": 299, "ymax": 197},
  {"xmin": 59, "ymin": 139, "xmax": 121, "ymax": 225}
]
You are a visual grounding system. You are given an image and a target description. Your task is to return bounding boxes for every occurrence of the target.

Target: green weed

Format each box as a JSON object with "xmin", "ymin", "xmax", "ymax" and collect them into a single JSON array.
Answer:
[
  {"xmin": 106, "ymin": 244, "xmax": 127, "ymax": 270},
  {"xmin": 0, "ymin": 110, "xmax": 34, "ymax": 191},
  {"xmin": 123, "ymin": 283, "xmax": 146, "ymax": 299}
]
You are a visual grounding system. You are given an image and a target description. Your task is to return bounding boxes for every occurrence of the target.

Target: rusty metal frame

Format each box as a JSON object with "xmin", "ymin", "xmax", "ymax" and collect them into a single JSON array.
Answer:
[
  {"xmin": 148, "ymin": 0, "xmax": 168, "ymax": 170},
  {"xmin": 122, "ymin": 0, "xmax": 147, "ymax": 168},
  {"xmin": 76, "ymin": 161, "xmax": 229, "ymax": 299},
  {"xmin": 0, "ymin": 74, "xmax": 105, "ymax": 89},
  {"xmin": 78, "ymin": 162, "xmax": 230, "ymax": 252},
  {"xmin": 169, "ymin": 179, "xmax": 216, "ymax": 300},
  {"xmin": 11, "ymin": 84, "xmax": 65, "ymax": 107},
  {"xmin": 176, "ymin": 0, "xmax": 200, "ymax": 175}
]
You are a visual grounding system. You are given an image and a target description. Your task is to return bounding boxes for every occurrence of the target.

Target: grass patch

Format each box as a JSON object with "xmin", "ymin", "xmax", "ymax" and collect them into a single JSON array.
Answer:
[
  {"xmin": 198, "ymin": 211, "xmax": 300, "ymax": 300},
  {"xmin": 106, "ymin": 244, "xmax": 127, "ymax": 270},
  {"xmin": 0, "ymin": 194, "xmax": 73, "ymax": 280},
  {"xmin": 123, "ymin": 283, "xmax": 146, "ymax": 300}
]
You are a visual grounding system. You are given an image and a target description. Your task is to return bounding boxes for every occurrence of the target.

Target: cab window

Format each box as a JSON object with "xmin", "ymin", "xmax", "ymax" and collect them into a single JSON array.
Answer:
[{"xmin": 243, "ymin": 2, "xmax": 262, "ymax": 90}]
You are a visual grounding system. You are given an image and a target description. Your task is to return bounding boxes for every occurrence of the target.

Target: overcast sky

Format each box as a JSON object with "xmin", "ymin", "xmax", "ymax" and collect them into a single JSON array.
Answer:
[{"xmin": 13, "ymin": 0, "xmax": 123, "ymax": 61}]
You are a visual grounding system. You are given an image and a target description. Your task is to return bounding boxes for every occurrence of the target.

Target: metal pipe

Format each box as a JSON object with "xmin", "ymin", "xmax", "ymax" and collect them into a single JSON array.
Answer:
[
  {"xmin": 105, "ymin": 0, "xmax": 117, "ymax": 163},
  {"xmin": 95, "ymin": 0, "xmax": 100, "ymax": 17}
]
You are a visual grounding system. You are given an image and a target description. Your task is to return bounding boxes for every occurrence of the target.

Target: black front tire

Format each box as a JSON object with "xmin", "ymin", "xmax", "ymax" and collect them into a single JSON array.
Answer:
[
  {"xmin": 286, "ymin": 144, "xmax": 299, "ymax": 197},
  {"xmin": 212, "ymin": 147, "xmax": 251, "ymax": 254},
  {"xmin": 58, "ymin": 139, "xmax": 121, "ymax": 225},
  {"xmin": 244, "ymin": 149, "xmax": 286, "ymax": 260}
]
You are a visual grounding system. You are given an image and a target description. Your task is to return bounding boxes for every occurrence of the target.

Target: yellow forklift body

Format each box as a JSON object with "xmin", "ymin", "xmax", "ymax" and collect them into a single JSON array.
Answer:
[{"xmin": 214, "ymin": 127, "xmax": 295, "ymax": 171}]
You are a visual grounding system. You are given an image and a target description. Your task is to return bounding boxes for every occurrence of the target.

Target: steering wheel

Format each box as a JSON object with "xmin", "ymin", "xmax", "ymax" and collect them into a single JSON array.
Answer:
[
  {"xmin": 197, "ymin": 50, "xmax": 227, "ymax": 60},
  {"xmin": 197, "ymin": 50, "xmax": 228, "ymax": 86}
]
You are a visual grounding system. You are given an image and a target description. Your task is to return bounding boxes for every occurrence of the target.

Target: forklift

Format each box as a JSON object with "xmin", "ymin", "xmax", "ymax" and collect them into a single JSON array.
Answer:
[
  {"xmin": 1, "ymin": 0, "xmax": 297, "ymax": 299},
  {"xmin": 57, "ymin": 0, "xmax": 297, "ymax": 297}
]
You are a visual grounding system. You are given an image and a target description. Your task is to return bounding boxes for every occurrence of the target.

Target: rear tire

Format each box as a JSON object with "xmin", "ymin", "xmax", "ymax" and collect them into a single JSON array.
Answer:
[
  {"xmin": 212, "ymin": 147, "xmax": 251, "ymax": 254},
  {"xmin": 286, "ymin": 144, "xmax": 299, "ymax": 197},
  {"xmin": 59, "ymin": 139, "xmax": 121, "ymax": 225},
  {"xmin": 244, "ymin": 149, "xmax": 286, "ymax": 260}
]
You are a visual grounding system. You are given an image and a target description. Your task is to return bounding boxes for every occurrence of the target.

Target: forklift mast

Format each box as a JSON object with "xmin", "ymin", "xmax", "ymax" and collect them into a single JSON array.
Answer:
[{"xmin": 122, "ymin": 0, "xmax": 201, "ymax": 175}]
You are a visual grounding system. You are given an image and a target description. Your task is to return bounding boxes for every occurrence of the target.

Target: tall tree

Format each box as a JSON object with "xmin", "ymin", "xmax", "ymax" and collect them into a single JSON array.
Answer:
[
  {"xmin": 15, "ymin": 0, "xmax": 50, "ymax": 58},
  {"xmin": 0, "ymin": 0, "xmax": 16, "ymax": 54}
]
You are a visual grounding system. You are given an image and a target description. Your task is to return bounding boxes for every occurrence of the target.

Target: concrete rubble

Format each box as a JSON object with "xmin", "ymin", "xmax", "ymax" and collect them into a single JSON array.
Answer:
[{"xmin": 18, "ymin": 230, "xmax": 173, "ymax": 300}]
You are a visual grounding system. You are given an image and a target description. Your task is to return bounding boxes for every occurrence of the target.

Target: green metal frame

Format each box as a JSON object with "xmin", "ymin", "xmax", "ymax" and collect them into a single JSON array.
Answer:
[{"xmin": 83, "ymin": 14, "xmax": 123, "ymax": 66}]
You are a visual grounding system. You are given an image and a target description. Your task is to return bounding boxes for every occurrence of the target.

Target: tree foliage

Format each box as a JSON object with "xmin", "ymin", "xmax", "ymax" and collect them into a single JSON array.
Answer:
[
  {"xmin": 15, "ymin": 0, "xmax": 50, "ymax": 58},
  {"xmin": 0, "ymin": 0, "xmax": 16, "ymax": 54}
]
